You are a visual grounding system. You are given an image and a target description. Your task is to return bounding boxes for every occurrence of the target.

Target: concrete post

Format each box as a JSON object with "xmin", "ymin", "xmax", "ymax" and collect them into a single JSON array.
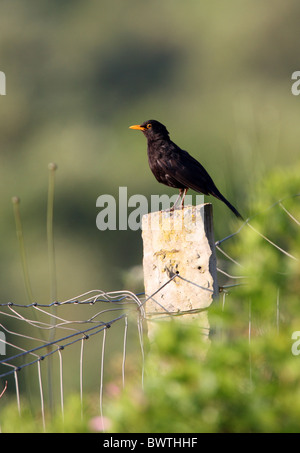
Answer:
[{"xmin": 142, "ymin": 203, "xmax": 218, "ymax": 337}]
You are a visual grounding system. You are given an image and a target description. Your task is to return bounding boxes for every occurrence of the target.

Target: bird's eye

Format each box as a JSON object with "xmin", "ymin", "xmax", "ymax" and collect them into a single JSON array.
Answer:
[{"xmin": 146, "ymin": 123, "xmax": 152, "ymax": 129}]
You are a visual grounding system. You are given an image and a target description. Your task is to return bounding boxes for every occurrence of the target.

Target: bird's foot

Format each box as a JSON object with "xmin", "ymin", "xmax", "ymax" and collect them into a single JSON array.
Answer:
[
  {"xmin": 162, "ymin": 202, "xmax": 184, "ymax": 212},
  {"xmin": 162, "ymin": 206, "xmax": 175, "ymax": 213}
]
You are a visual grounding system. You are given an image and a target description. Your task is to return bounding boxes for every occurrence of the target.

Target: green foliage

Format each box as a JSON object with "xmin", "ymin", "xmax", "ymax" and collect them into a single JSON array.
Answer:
[
  {"xmin": 2, "ymin": 320, "xmax": 300, "ymax": 433},
  {"xmin": 0, "ymin": 395, "xmax": 91, "ymax": 433},
  {"xmin": 227, "ymin": 163, "xmax": 300, "ymax": 324},
  {"xmin": 104, "ymin": 318, "xmax": 300, "ymax": 433}
]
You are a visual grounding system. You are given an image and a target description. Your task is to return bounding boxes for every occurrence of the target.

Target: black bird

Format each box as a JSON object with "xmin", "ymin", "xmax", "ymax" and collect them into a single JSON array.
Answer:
[{"xmin": 129, "ymin": 119, "xmax": 243, "ymax": 219}]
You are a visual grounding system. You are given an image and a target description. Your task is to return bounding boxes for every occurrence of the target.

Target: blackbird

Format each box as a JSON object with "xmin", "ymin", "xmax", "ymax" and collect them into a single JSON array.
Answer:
[{"xmin": 129, "ymin": 119, "xmax": 243, "ymax": 219}]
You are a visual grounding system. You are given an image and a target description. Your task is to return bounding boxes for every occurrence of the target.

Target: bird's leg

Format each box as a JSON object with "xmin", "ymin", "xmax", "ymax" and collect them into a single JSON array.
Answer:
[
  {"xmin": 164, "ymin": 189, "xmax": 187, "ymax": 212},
  {"xmin": 166, "ymin": 189, "xmax": 182, "ymax": 212},
  {"xmin": 180, "ymin": 188, "xmax": 188, "ymax": 209}
]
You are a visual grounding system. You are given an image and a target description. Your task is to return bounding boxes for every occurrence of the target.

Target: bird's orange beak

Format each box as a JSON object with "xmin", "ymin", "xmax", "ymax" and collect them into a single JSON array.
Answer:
[{"xmin": 129, "ymin": 124, "xmax": 146, "ymax": 131}]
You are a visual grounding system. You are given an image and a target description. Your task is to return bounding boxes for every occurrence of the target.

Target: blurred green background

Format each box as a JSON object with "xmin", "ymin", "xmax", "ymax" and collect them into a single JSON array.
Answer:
[{"xmin": 1, "ymin": 0, "xmax": 299, "ymax": 303}]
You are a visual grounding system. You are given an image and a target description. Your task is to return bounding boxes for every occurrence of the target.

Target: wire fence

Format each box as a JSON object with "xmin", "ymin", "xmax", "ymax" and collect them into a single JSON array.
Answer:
[
  {"xmin": 0, "ymin": 289, "xmax": 147, "ymax": 430},
  {"xmin": 0, "ymin": 194, "xmax": 299, "ymax": 430}
]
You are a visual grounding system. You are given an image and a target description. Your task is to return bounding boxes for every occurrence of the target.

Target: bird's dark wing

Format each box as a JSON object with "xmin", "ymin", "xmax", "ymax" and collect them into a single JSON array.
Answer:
[
  {"xmin": 157, "ymin": 146, "xmax": 244, "ymax": 219},
  {"xmin": 157, "ymin": 142, "xmax": 220, "ymax": 196}
]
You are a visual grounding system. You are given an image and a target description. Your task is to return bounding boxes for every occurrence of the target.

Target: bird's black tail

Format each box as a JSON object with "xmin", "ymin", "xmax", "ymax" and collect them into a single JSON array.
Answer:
[
  {"xmin": 225, "ymin": 200, "xmax": 244, "ymax": 220},
  {"xmin": 213, "ymin": 191, "xmax": 244, "ymax": 220}
]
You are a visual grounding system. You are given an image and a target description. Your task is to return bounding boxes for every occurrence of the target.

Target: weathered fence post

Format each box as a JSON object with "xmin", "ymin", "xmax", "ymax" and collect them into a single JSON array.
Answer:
[{"xmin": 142, "ymin": 203, "xmax": 218, "ymax": 338}]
